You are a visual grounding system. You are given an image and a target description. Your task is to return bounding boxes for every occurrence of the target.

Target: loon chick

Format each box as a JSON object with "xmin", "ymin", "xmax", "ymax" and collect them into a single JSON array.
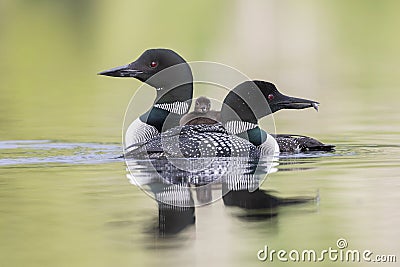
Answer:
[
  {"xmin": 98, "ymin": 49, "xmax": 193, "ymax": 146},
  {"xmin": 221, "ymin": 81, "xmax": 334, "ymax": 153},
  {"xmin": 179, "ymin": 96, "xmax": 221, "ymax": 126}
]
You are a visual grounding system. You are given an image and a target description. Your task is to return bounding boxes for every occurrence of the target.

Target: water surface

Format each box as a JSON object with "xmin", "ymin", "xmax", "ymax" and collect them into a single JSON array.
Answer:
[{"xmin": 1, "ymin": 136, "xmax": 399, "ymax": 266}]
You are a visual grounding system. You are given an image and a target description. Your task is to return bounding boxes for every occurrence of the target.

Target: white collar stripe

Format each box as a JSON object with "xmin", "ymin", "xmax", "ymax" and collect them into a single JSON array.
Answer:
[
  {"xmin": 154, "ymin": 101, "xmax": 189, "ymax": 115},
  {"xmin": 224, "ymin": 121, "xmax": 258, "ymax": 134}
]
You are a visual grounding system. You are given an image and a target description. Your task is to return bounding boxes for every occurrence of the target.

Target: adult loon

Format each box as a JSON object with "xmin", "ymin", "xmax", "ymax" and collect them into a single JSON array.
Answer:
[
  {"xmin": 98, "ymin": 48, "xmax": 334, "ymax": 157},
  {"xmin": 179, "ymin": 96, "xmax": 221, "ymax": 126},
  {"xmin": 180, "ymin": 94, "xmax": 333, "ymax": 153},
  {"xmin": 221, "ymin": 81, "xmax": 334, "ymax": 153}
]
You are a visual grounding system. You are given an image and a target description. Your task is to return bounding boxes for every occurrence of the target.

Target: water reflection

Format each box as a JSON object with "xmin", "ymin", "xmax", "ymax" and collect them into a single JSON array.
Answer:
[{"xmin": 126, "ymin": 156, "xmax": 317, "ymax": 237}]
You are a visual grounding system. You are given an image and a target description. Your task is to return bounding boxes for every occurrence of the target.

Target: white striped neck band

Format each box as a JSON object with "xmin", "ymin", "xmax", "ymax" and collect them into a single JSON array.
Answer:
[
  {"xmin": 224, "ymin": 121, "xmax": 258, "ymax": 135},
  {"xmin": 153, "ymin": 101, "xmax": 190, "ymax": 115}
]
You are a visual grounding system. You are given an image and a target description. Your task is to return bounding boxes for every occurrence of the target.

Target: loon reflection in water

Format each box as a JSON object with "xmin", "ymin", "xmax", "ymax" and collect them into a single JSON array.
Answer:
[{"xmin": 126, "ymin": 157, "xmax": 317, "ymax": 237}]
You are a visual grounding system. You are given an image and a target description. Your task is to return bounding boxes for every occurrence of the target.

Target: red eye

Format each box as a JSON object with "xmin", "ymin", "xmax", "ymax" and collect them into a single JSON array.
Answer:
[
  {"xmin": 268, "ymin": 94, "xmax": 274, "ymax": 100},
  {"xmin": 150, "ymin": 61, "xmax": 158, "ymax": 68}
]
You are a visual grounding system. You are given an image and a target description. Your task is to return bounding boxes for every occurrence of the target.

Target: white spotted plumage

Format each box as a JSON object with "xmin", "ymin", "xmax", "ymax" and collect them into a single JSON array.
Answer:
[{"xmin": 125, "ymin": 124, "xmax": 261, "ymax": 158}]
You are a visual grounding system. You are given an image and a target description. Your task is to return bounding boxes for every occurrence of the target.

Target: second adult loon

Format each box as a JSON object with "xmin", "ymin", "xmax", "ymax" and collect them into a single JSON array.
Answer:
[
  {"xmin": 221, "ymin": 81, "xmax": 334, "ymax": 153},
  {"xmin": 98, "ymin": 48, "xmax": 334, "ymax": 156},
  {"xmin": 183, "ymin": 91, "xmax": 333, "ymax": 153}
]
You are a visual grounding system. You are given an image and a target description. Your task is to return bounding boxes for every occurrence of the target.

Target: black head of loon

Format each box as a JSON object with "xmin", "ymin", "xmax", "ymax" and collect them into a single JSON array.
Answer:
[
  {"xmin": 99, "ymin": 49, "xmax": 194, "ymax": 137},
  {"xmin": 221, "ymin": 80, "xmax": 319, "ymax": 124},
  {"xmin": 98, "ymin": 48, "xmax": 193, "ymax": 104},
  {"xmin": 220, "ymin": 80, "xmax": 319, "ymax": 149}
]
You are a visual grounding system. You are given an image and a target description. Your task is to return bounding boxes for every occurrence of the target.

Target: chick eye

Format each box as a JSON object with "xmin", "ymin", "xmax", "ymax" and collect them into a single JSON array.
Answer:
[
  {"xmin": 268, "ymin": 94, "xmax": 274, "ymax": 100},
  {"xmin": 150, "ymin": 61, "xmax": 158, "ymax": 68}
]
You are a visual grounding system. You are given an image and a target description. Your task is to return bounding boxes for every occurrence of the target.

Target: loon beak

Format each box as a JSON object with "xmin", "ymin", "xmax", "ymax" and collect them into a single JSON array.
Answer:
[
  {"xmin": 98, "ymin": 64, "xmax": 143, "ymax": 78},
  {"xmin": 276, "ymin": 95, "xmax": 320, "ymax": 112}
]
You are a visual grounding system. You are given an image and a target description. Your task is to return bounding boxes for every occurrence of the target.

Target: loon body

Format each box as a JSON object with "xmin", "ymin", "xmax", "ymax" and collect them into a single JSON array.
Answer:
[
  {"xmin": 125, "ymin": 123, "xmax": 261, "ymax": 158},
  {"xmin": 273, "ymin": 134, "xmax": 334, "ymax": 153},
  {"xmin": 99, "ymin": 49, "xmax": 334, "ymax": 158}
]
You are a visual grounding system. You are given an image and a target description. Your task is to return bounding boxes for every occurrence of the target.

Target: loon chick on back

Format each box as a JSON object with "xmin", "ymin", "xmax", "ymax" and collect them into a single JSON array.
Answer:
[
  {"xmin": 98, "ymin": 49, "xmax": 193, "ymax": 146},
  {"xmin": 221, "ymin": 81, "xmax": 334, "ymax": 153},
  {"xmin": 179, "ymin": 96, "xmax": 221, "ymax": 126}
]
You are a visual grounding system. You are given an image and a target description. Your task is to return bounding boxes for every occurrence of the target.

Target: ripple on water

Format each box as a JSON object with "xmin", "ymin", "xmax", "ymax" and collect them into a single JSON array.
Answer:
[
  {"xmin": 0, "ymin": 139, "xmax": 342, "ymax": 168},
  {"xmin": 3, "ymin": 139, "xmax": 396, "ymax": 170},
  {"xmin": 0, "ymin": 140, "xmax": 122, "ymax": 166}
]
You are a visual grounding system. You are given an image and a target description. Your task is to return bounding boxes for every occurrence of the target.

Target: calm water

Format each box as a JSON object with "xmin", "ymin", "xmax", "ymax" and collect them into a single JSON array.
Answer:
[
  {"xmin": 1, "ymin": 130, "xmax": 399, "ymax": 266},
  {"xmin": 2, "ymin": 1, "xmax": 400, "ymax": 266}
]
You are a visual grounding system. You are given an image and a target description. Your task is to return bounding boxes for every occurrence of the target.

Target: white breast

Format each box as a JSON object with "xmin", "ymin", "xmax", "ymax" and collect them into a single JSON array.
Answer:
[
  {"xmin": 125, "ymin": 118, "xmax": 159, "ymax": 147},
  {"xmin": 259, "ymin": 134, "xmax": 280, "ymax": 156}
]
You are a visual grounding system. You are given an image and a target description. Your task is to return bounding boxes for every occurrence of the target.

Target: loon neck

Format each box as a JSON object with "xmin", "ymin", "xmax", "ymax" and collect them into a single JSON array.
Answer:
[
  {"xmin": 141, "ymin": 83, "xmax": 193, "ymax": 132},
  {"xmin": 224, "ymin": 120, "xmax": 258, "ymax": 134},
  {"xmin": 154, "ymin": 83, "xmax": 193, "ymax": 104},
  {"xmin": 224, "ymin": 120, "xmax": 267, "ymax": 146}
]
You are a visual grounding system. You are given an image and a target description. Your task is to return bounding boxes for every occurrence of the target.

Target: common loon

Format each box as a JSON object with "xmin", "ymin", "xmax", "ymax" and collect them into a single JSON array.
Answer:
[
  {"xmin": 179, "ymin": 96, "xmax": 221, "ymax": 126},
  {"xmin": 99, "ymin": 48, "xmax": 334, "ymax": 157},
  {"xmin": 221, "ymin": 81, "xmax": 334, "ymax": 153},
  {"xmin": 182, "ymin": 88, "xmax": 333, "ymax": 153}
]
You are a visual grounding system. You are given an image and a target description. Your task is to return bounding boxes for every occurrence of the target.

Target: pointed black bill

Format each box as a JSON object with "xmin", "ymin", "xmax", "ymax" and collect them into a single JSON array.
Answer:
[
  {"xmin": 98, "ymin": 64, "xmax": 143, "ymax": 77},
  {"xmin": 276, "ymin": 95, "xmax": 319, "ymax": 112}
]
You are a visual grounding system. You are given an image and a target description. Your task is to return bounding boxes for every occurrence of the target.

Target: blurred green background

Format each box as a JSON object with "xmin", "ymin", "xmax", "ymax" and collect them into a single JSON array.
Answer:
[
  {"xmin": 1, "ymin": 0, "xmax": 399, "ymax": 143},
  {"xmin": 1, "ymin": 1, "xmax": 400, "ymax": 267}
]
